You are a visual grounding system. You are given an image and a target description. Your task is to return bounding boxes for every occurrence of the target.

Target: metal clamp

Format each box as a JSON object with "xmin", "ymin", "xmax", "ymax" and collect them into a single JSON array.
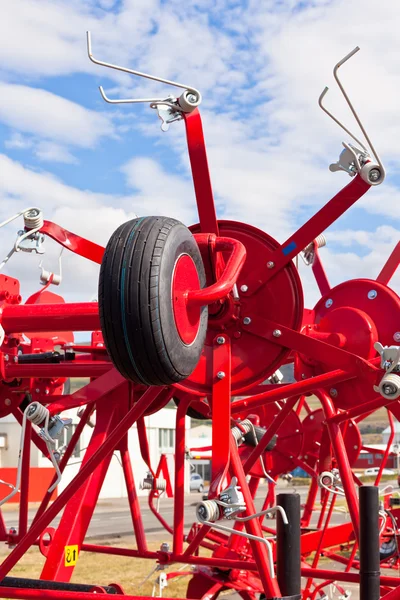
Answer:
[
  {"xmin": 318, "ymin": 470, "xmax": 345, "ymax": 496},
  {"xmin": 39, "ymin": 248, "xmax": 63, "ymax": 286},
  {"xmin": 373, "ymin": 342, "xmax": 400, "ymax": 400},
  {"xmin": 86, "ymin": 32, "xmax": 201, "ymax": 131},
  {"xmin": 319, "ymin": 47, "xmax": 385, "ymax": 185}
]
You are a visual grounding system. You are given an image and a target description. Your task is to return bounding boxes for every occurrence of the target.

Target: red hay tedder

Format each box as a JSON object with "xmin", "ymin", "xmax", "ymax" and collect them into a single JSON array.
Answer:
[{"xmin": 0, "ymin": 35, "xmax": 398, "ymax": 600}]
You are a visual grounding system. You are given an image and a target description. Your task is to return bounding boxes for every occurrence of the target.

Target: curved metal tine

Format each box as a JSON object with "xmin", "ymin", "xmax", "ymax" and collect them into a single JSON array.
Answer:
[
  {"xmin": 86, "ymin": 31, "xmax": 201, "ymax": 103},
  {"xmin": 333, "ymin": 47, "xmax": 385, "ymax": 174},
  {"xmin": 318, "ymin": 87, "xmax": 368, "ymax": 153},
  {"xmin": 99, "ymin": 86, "xmax": 164, "ymax": 105}
]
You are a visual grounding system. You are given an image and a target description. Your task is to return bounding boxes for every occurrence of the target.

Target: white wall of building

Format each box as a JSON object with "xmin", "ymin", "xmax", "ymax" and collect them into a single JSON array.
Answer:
[{"xmin": 0, "ymin": 406, "xmax": 191, "ymax": 498}]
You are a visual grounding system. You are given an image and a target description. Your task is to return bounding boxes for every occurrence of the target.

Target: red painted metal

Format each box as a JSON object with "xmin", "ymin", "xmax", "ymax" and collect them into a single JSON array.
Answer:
[
  {"xmin": 184, "ymin": 111, "xmax": 219, "ymax": 236},
  {"xmin": 1, "ymin": 302, "xmax": 100, "ymax": 333},
  {"xmin": 187, "ymin": 236, "xmax": 246, "ymax": 306},
  {"xmin": 377, "ymin": 241, "xmax": 400, "ymax": 285},
  {"xmin": 0, "ymin": 64, "xmax": 399, "ymax": 600},
  {"xmin": 244, "ymin": 175, "xmax": 371, "ymax": 295},
  {"xmin": 40, "ymin": 221, "xmax": 104, "ymax": 264},
  {"xmin": 179, "ymin": 220, "xmax": 303, "ymax": 395},
  {"xmin": 172, "ymin": 255, "xmax": 201, "ymax": 345}
]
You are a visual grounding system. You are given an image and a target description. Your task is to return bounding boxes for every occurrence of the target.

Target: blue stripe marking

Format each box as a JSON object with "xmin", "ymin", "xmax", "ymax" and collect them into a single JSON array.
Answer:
[
  {"xmin": 282, "ymin": 241, "xmax": 297, "ymax": 256},
  {"xmin": 121, "ymin": 218, "xmax": 145, "ymax": 370}
]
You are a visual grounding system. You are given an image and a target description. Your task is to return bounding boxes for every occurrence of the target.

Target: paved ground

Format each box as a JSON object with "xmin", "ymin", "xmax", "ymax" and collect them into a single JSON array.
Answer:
[
  {"xmin": 2, "ymin": 482, "xmax": 398, "ymax": 599},
  {"xmin": 1, "ymin": 482, "xmax": 350, "ymax": 539}
]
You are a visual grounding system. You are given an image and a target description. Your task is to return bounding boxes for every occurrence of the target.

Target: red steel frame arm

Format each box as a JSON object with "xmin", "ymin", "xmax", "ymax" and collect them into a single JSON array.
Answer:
[
  {"xmin": 377, "ymin": 240, "xmax": 400, "ymax": 285},
  {"xmin": 40, "ymin": 221, "xmax": 104, "ymax": 265},
  {"xmin": 118, "ymin": 435, "xmax": 148, "ymax": 554},
  {"xmin": 5, "ymin": 362, "xmax": 111, "ymax": 379},
  {"xmin": 209, "ymin": 336, "xmax": 231, "ymax": 497},
  {"xmin": 244, "ymin": 314, "xmax": 379, "ymax": 375},
  {"xmin": 229, "ymin": 436, "xmax": 281, "ymax": 598},
  {"xmin": 47, "ymin": 369, "xmax": 126, "ymax": 415},
  {"xmin": 316, "ymin": 390, "xmax": 360, "ymax": 542},
  {"xmin": 231, "ymin": 367, "xmax": 359, "ymax": 414},
  {"xmin": 312, "ymin": 246, "xmax": 330, "ymax": 297},
  {"xmin": 173, "ymin": 395, "xmax": 192, "ymax": 554},
  {"xmin": 184, "ymin": 110, "xmax": 219, "ymax": 236},
  {"xmin": 32, "ymin": 404, "xmax": 93, "ymax": 525},
  {"xmin": 245, "ymin": 175, "xmax": 371, "ymax": 294},
  {"xmin": 40, "ymin": 393, "xmax": 121, "ymax": 581},
  {"xmin": 1, "ymin": 302, "xmax": 100, "ymax": 334},
  {"xmin": 0, "ymin": 386, "xmax": 163, "ymax": 580},
  {"xmin": 188, "ymin": 237, "xmax": 246, "ymax": 306}
]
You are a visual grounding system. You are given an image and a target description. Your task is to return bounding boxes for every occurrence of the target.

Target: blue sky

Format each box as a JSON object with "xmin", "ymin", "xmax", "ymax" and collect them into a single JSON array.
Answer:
[{"xmin": 0, "ymin": 0, "xmax": 399, "ymax": 307}]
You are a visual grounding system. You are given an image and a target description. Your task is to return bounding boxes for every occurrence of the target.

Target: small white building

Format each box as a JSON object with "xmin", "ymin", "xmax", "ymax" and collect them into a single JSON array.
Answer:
[
  {"xmin": 188, "ymin": 424, "xmax": 212, "ymax": 482},
  {"xmin": 382, "ymin": 420, "xmax": 400, "ymax": 444},
  {"xmin": 0, "ymin": 405, "xmax": 192, "ymax": 499}
]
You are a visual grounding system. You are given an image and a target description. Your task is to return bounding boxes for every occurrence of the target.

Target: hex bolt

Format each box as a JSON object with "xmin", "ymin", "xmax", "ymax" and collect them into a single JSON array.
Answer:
[
  {"xmin": 240, "ymin": 285, "xmax": 248, "ymax": 292},
  {"xmin": 309, "ymin": 415, "xmax": 314, "ymax": 420},
  {"xmin": 4, "ymin": 354, "xmax": 9, "ymax": 362},
  {"xmin": 393, "ymin": 332, "xmax": 400, "ymax": 343},
  {"xmin": 217, "ymin": 371, "xmax": 225, "ymax": 379},
  {"xmin": 267, "ymin": 261, "xmax": 275, "ymax": 269},
  {"xmin": 4, "ymin": 399, "xmax": 11, "ymax": 406},
  {"xmin": 243, "ymin": 317, "xmax": 251, "ymax": 325},
  {"xmin": 330, "ymin": 388, "xmax": 338, "ymax": 398},
  {"xmin": 13, "ymin": 356, "xmax": 18, "ymax": 363},
  {"xmin": 273, "ymin": 329, "xmax": 282, "ymax": 337},
  {"xmin": 187, "ymin": 94, "xmax": 198, "ymax": 103},
  {"xmin": 368, "ymin": 290, "xmax": 377, "ymax": 300},
  {"xmin": 35, "ymin": 388, "xmax": 40, "ymax": 393},
  {"xmin": 217, "ymin": 336, "xmax": 225, "ymax": 345},
  {"xmin": 325, "ymin": 299, "xmax": 333, "ymax": 308},
  {"xmin": 369, "ymin": 168, "xmax": 381, "ymax": 182},
  {"xmin": 160, "ymin": 542, "xmax": 170, "ymax": 553}
]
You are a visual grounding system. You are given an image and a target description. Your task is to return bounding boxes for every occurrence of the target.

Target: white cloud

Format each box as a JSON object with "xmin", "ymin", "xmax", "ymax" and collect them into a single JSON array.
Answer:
[
  {"xmin": 0, "ymin": 83, "xmax": 114, "ymax": 148},
  {"xmin": 5, "ymin": 133, "xmax": 34, "ymax": 150},
  {"xmin": 121, "ymin": 157, "xmax": 197, "ymax": 225},
  {"xmin": 34, "ymin": 142, "xmax": 78, "ymax": 164}
]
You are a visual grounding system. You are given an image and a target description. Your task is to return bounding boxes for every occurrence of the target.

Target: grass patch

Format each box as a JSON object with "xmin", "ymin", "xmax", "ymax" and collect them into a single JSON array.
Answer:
[{"xmin": 1, "ymin": 539, "xmax": 196, "ymax": 597}]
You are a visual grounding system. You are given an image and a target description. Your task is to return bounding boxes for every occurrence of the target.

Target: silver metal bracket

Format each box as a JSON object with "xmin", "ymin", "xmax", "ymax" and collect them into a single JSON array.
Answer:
[
  {"xmin": 374, "ymin": 342, "xmax": 400, "ymax": 373},
  {"xmin": 151, "ymin": 98, "xmax": 183, "ymax": 132},
  {"xmin": 16, "ymin": 231, "xmax": 45, "ymax": 254}
]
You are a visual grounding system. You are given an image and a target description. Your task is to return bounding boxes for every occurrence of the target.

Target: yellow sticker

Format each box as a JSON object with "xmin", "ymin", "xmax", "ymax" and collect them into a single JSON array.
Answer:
[{"xmin": 64, "ymin": 545, "xmax": 79, "ymax": 567}]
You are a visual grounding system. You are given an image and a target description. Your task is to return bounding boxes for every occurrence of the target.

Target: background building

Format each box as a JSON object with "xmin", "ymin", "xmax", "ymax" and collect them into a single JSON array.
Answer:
[{"xmin": 0, "ymin": 405, "xmax": 191, "ymax": 501}]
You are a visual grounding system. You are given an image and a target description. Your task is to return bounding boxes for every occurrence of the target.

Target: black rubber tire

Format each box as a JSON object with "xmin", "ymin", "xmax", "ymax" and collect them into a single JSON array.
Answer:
[
  {"xmin": 99, "ymin": 216, "xmax": 207, "ymax": 386},
  {"xmin": 243, "ymin": 426, "xmax": 277, "ymax": 451},
  {"xmin": 380, "ymin": 537, "xmax": 397, "ymax": 561},
  {"xmin": 172, "ymin": 397, "xmax": 210, "ymax": 420}
]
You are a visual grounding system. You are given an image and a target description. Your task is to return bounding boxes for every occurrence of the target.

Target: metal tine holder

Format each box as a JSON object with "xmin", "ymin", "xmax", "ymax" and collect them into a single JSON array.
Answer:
[{"xmin": 86, "ymin": 31, "xmax": 201, "ymax": 131}]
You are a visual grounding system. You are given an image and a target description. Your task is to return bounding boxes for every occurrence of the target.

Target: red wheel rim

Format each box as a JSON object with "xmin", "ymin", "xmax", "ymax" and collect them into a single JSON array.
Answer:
[
  {"xmin": 172, "ymin": 254, "xmax": 202, "ymax": 346},
  {"xmin": 175, "ymin": 220, "xmax": 303, "ymax": 395}
]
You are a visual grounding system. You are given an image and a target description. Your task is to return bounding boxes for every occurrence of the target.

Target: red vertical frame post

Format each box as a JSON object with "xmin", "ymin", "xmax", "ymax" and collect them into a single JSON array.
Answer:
[
  {"xmin": 119, "ymin": 434, "xmax": 148, "ymax": 554},
  {"xmin": 317, "ymin": 390, "xmax": 360, "ymax": 542},
  {"xmin": 209, "ymin": 335, "xmax": 231, "ymax": 498},
  {"xmin": 17, "ymin": 420, "xmax": 31, "ymax": 540},
  {"xmin": 173, "ymin": 395, "xmax": 192, "ymax": 555},
  {"xmin": 184, "ymin": 110, "xmax": 219, "ymax": 236},
  {"xmin": 40, "ymin": 389, "xmax": 122, "ymax": 581},
  {"xmin": 229, "ymin": 437, "xmax": 281, "ymax": 598}
]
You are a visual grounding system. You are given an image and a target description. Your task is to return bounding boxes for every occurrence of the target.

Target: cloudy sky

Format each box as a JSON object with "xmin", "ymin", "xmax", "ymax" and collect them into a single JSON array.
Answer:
[{"xmin": 0, "ymin": 0, "xmax": 399, "ymax": 308}]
